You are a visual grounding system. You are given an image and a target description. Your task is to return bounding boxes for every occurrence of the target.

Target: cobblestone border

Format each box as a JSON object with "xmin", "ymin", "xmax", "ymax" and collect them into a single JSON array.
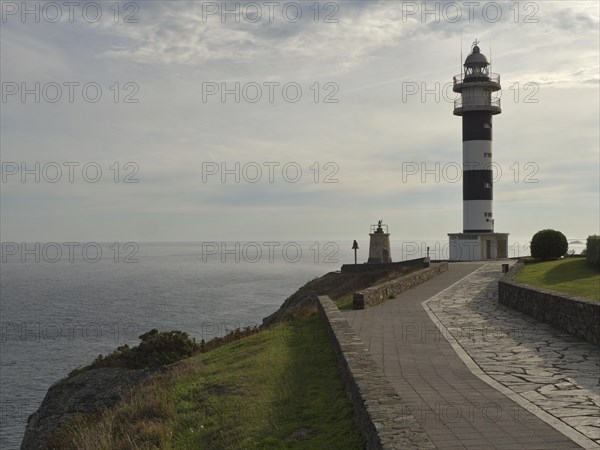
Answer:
[
  {"xmin": 353, "ymin": 263, "xmax": 448, "ymax": 310},
  {"xmin": 499, "ymin": 262, "xmax": 600, "ymax": 346},
  {"xmin": 316, "ymin": 295, "xmax": 435, "ymax": 450}
]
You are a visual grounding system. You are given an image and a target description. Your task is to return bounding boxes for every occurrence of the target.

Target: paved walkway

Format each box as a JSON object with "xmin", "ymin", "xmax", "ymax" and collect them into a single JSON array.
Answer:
[
  {"xmin": 343, "ymin": 262, "xmax": 594, "ymax": 449},
  {"xmin": 425, "ymin": 263, "xmax": 599, "ymax": 447}
]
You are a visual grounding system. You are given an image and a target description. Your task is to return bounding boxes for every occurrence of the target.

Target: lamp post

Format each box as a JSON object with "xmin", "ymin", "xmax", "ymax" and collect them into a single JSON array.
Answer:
[{"xmin": 352, "ymin": 240, "xmax": 359, "ymax": 265}]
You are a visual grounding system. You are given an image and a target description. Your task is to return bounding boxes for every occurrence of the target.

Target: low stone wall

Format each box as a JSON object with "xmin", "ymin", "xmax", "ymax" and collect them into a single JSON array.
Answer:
[
  {"xmin": 353, "ymin": 262, "xmax": 448, "ymax": 310},
  {"xmin": 499, "ymin": 263, "xmax": 600, "ymax": 347},
  {"xmin": 316, "ymin": 295, "xmax": 434, "ymax": 450},
  {"xmin": 340, "ymin": 258, "xmax": 425, "ymax": 274}
]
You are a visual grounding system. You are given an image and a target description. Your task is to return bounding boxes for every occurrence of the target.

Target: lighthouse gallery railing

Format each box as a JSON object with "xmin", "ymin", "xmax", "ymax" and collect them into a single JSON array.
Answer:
[
  {"xmin": 454, "ymin": 97, "xmax": 501, "ymax": 110},
  {"xmin": 453, "ymin": 72, "xmax": 501, "ymax": 85}
]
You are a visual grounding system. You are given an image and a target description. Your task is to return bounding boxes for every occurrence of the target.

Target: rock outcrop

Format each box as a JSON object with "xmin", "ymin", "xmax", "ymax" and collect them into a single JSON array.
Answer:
[{"xmin": 21, "ymin": 367, "xmax": 157, "ymax": 449}]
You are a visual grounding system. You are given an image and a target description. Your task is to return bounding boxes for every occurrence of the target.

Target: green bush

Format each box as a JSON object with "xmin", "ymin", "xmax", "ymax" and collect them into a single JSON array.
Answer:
[
  {"xmin": 586, "ymin": 235, "xmax": 600, "ymax": 268},
  {"xmin": 71, "ymin": 329, "xmax": 199, "ymax": 376},
  {"xmin": 530, "ymin": 229, "xmax": 568, "ymax": 260}
]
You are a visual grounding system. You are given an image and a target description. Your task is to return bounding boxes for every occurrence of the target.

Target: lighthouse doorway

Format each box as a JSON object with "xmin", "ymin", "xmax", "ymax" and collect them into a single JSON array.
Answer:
[{"xmin": 497, "ymin": 239, "xmax": 507, "ymax": 258}]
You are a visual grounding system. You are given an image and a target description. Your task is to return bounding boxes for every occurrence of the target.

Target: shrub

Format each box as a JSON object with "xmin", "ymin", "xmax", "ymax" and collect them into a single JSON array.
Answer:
[
  {"xmin": 530, "ymin": 229, "xmax": 568, "ymax": 260},
  {"xmin": 586, "ymin": 235, "xmax": 600, "ymax": 268},
  {"xmin": 70, "ymin": 329, "xmax": 199, "ymax": 376}
]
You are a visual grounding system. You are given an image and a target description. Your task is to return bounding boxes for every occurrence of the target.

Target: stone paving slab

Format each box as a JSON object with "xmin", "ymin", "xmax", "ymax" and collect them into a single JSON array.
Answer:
[
  {"xmin": 344, "ymin": 262, "xmax": 594, "ymax": 449},
  {"xmin": 424, "ymin": 263, "xmax": 599, "ymax": 447}
]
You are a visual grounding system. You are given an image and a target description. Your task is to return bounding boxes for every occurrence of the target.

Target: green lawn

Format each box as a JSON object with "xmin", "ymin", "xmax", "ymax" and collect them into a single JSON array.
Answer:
[
  {"xmin": 515, "ymin": 257, "xmax": 600, "ymax": 301},
  {"xmin": 56, "ymin": 315, "xmax": 363, "ymax": 449}
]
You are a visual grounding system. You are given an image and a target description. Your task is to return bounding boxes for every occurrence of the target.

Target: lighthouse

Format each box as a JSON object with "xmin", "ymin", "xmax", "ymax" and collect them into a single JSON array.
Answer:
[
  {"xmin": 448, "ymin": 40, "xmax": 509, "ymax": 261},
  {"xmin": 367, "ymin": 220, "xmax": 392, "ymax": 263}
]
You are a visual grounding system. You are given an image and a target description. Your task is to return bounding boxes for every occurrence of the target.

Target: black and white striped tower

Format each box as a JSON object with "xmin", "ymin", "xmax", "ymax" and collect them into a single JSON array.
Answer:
[{"xmin": 449, "ymin": 40, "xmax": 509, "ymax": 261}]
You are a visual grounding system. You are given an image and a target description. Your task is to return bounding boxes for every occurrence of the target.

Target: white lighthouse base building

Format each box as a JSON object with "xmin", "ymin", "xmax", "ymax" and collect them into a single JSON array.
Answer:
[{"xmin": 448, "ymin": 232, "xmax": 509, "ymax": 261}]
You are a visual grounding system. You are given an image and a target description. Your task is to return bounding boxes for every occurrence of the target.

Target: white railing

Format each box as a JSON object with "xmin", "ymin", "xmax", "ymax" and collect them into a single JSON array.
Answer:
[{"xmin": 453, "ymin": 72, "xmax": 501, "ymax": 86}]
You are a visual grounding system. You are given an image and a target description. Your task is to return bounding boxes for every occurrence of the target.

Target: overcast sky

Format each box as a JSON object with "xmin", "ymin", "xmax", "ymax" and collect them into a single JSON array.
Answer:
[{"xmin": 1, "ymin": 1, "xmax": 598, "ymax": 243}]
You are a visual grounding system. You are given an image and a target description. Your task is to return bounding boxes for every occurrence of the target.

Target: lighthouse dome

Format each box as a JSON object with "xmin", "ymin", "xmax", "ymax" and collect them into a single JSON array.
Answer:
[{"xmin": 465, "ymin": 45, "xmax": 489, "ymax": 66}]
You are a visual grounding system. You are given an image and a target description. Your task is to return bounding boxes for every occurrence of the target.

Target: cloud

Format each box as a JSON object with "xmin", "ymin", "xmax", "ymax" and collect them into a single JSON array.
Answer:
[{"xmin": 1, "ymin": 1, "xmax": 598, "ymax": 241}]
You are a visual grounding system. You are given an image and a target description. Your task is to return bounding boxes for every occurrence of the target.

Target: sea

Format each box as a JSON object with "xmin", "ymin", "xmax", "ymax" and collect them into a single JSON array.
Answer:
[{"xmin": 0, "ymin": 239, "xmax": 586, "ymax": 448}]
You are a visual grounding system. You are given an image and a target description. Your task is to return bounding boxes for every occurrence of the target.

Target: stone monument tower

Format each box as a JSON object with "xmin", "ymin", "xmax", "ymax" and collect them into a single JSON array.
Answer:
[{"xmin": 368, "ymin": 220, "xmax": 392, "ymax": 263}]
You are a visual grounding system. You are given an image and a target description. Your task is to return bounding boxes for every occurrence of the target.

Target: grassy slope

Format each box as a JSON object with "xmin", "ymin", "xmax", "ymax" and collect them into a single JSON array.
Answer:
[
  {"xmin": 515, "ymin": 257, "xmax": 600, "ymax": 301},
  {"xmin": 56, "ymin": 314, "xmax": 363, "ymax": 449},
  {"xmin": 54, "ymin": 268, "xmax": 417, "ymax": 447},
  {"xmin": 263, "ymin": 267, "xmax": 414, "ymax": 324}
]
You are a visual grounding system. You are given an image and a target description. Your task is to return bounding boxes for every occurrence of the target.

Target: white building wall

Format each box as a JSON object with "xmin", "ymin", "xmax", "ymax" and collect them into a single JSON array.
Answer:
[{"xmin": 449, "ymin": 236, "xmax": 482, "ymax": 261}]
